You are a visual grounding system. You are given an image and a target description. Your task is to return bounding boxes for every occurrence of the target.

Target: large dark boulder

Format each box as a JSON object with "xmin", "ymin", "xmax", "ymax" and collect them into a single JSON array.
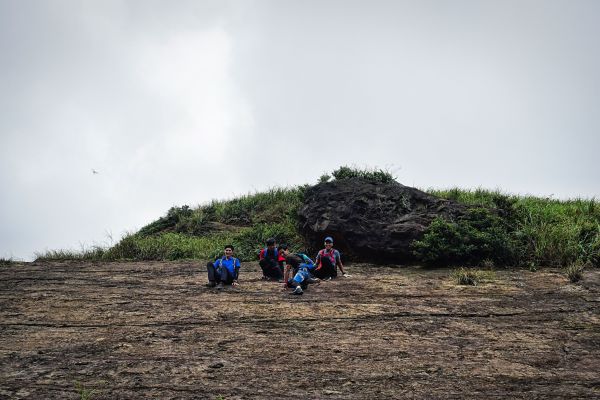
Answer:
[{"xmin": 298, "ymin": 178, "xmax": 466, "ymax": 263}]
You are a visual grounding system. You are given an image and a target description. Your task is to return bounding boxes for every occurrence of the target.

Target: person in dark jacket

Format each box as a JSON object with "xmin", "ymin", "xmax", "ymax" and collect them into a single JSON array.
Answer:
[{"xmin": 258, "ymin": 238, "xmax": 283, "ymax": 281}]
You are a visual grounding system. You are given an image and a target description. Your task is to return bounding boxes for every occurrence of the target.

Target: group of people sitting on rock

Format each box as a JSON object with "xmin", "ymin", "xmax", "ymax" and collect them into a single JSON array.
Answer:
[{"xmin": 205, "ymin": 236, "xmax": 350, "ymax": 295}]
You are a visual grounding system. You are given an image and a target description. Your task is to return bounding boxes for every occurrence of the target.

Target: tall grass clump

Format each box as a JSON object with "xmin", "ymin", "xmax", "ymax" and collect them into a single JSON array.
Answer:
[
  {"xmin": 516, "ymin": 197, "xmax": 600, "ymax": 267},
  {"xmin": 566, "ymin": 263, "xmax": 585, "ymax": 283},
  {"xmin": 74, "ymin": 381, "xmax": 97, "ymax": 400},
  {"xmin": 452, "ymin": 267, "xmax": 496, "ymax": 286},
  {"xmin": 331, "ymin": 165, "xmax": 396, "ymax": 184},
  {"xmin": 0, "ymin": 257, "xmax": 14, "ymax": 266},
  {"xmin": 35, "ymin": 246, "xmax": 107, "ymax": 262},
  {"xmin": 103, "ymin": 222, "xmax": 304, "ymax": 262},
  {"xmin": 422, "ymin": 188, "xmax": 600, "ymax": 268},
  {"xmin": 104, "ymin": 232, "xmax": 232, "ymax": 261}
]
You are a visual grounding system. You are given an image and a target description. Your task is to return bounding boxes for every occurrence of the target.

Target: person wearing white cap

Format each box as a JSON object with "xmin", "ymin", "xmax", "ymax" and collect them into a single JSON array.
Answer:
[{"xmin": 313, "ymin": 236, "xmax": 350, "ymax": 280}]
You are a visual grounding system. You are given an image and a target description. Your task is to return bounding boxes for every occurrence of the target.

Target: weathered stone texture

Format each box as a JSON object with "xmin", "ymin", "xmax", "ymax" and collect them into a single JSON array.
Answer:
[{"xmin": 299, "ymin": 178, "xmax": 466, "ymax": 262}]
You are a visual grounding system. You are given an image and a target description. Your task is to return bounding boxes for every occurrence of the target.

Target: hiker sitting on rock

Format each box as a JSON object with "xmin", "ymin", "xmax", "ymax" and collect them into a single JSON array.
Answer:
[
  {"xmin": 258, "ymin": 238, "xmax": 283, "ymax": 281},
  {"xmin": 314, "ymin": 236, "xmax": 349, "ymax": 280},
  {"xmin": 279, "ymin": 244, "xmax": 319, "ymax": 295},
  {"xmin": 206, "ymin": 244, "xmax": 241, "ymax": 290}
]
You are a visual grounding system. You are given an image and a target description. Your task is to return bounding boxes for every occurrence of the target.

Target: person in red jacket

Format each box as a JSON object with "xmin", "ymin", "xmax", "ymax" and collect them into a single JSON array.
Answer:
[{"xmin": 258, "ymin": 238, "xmax": 283, "ymax": 281}]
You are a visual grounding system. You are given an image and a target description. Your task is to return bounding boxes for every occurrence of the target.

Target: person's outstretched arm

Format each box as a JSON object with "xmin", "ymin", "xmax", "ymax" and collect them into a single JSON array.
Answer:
[
  {"xmin": 336, "ymin": 251, "xmax": 349, "ymax": 276},
  {"xmin": 282, "ymin": 262, "xmax": 291, "ymax": 288},
  {"xmin": 314, "ymin": 252, "xmax": 322, "ymax": 270}
]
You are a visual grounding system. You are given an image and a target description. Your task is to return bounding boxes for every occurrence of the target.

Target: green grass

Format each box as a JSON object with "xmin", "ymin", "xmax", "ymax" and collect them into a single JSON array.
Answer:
[
  {"xmin": 0, "ymin": 257, "xmax": 14, "ymax": 266},
  {"xmin": 138, "ymin": 186, "xmax": 305, "ymax": 236},
  {"xmin": 330, "ymin": 165, "xmax": 395, "ymax": 183},
  {"xmin": 35, "ymin": 247, "xmax": 107, "ymax": 262},
  {"xmin": 421, "ymin": 188, "xmax": 599, "ymax": 268},
  {"xmin": 37, "ymin": 187, "xmax": 307, "ymax": 263},
  {"xmin": 74, "ymin": 381, "xmax": 97, "ymax": 400},
  {"xmin": 103, "ymin": 222, "xmax": 303, "ymax": 262},
  {"xmin": 452, "ymin": 267, "xmax": 496, "ymax": 286},
  {"xmin": 566, "ymin": 263, "xmax": 585, "ymax": 283},
  {"xmin": 35, "ymin": 168, "xmax": 600, "ymax": 268},
  {"xmin": 515, "ymin": 197, "xmax": 599, "ymax": 267},
  {"xmin": 412, "ymin": 207, "xmax": 519, "ymax": 266}
]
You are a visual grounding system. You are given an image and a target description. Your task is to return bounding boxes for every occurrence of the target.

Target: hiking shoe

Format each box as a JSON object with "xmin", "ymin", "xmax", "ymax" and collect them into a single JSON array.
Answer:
[
  {"xmin": 305, "ymin": 277, "xmax": 319, "ymax": 285},
  {"xmin": 292, "ymin": 286, "xmax": 303, "ymax": 295},
  {"xmin": 206, "ymin": 281, "xmax": 216, "ymax": 288},
  {"xmin": 216, "ymin": 282, "xmax": 224, "ymax": 290}
]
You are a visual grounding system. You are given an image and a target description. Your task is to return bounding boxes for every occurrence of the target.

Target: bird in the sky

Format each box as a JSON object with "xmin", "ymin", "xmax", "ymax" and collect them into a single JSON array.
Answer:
[{"xmin": 91, "ymin": 169, "xmax": 99, "ymax": 175}]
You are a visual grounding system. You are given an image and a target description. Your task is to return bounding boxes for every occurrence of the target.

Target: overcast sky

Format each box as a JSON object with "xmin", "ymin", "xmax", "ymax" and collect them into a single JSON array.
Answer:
[{"xmin": 1, "ymin": 0, "xmax": 599, "ymax": 260}]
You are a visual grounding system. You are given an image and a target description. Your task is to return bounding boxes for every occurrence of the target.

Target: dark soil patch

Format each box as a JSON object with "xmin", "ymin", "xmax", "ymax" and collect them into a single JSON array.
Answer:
[{"xmin": 1, "ymin": 261, "xmax": 599, "ymax": 399}]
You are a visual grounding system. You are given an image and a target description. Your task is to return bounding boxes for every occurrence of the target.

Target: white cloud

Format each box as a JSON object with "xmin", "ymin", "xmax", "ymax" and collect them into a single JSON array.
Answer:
[{"xmin": 1, "ymin": 0, "xmax": 599, "ymax": 260}]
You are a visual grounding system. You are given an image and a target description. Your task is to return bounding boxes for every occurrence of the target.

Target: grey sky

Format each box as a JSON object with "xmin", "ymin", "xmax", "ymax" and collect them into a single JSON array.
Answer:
[{"xmin": 1, "ymin": 0, "xmax": 599, "ymax": 260}]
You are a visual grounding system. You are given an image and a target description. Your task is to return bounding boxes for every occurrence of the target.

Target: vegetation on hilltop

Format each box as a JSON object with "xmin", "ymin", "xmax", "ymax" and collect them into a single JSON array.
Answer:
[
  {"xmin": 35, "ymin": 166, "xmax": 599, "ymax": 269},
  {"xmin": 417, "ymin": 188, "xmax": 599, "ymax": 268},
  {"xmin": 0, "ymin": 257, "xmax": 15, "ymax": 266},
  {"xmin": 105, "ymin": 186, "xmax": 307, "ymax": 261},
  {"xmin": 319, "ymin": 166, "xmax": 396, "ymax": 184}
]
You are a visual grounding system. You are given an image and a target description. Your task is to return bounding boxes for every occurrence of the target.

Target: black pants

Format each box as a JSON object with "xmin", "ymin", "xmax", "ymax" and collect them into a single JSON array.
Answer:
[
  {"xmin": 207, "ymin": 262, "xmax": 236, "ymax": 284},
  {"xmin": 259, "ymin": 258, "xmax": 282, "ymax": 280},
  {"xmin": 313, "ymin": 257, "xmax": 337, "ymax": 279}
]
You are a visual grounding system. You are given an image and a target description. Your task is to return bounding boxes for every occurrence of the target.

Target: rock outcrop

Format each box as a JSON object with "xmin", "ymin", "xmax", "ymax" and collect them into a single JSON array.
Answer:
[{"xmin": 299, "ymin": 178, "xmax": 466, "ymax": 263}]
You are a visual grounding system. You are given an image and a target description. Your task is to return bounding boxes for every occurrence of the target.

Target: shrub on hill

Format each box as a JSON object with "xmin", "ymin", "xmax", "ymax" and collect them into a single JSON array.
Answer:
[
  {"xmin": 35, "ymin": 167, "xmax": 599, "ymax": 268},
  {"xmin": 421, "ymin": 189, "xmax": 600, "ymax": 267},
  {"xmin": 138, "ymin": 205, "xmax": 195, "ymax": 236},
  {"xmin": 412, "ymin": 207, "xmax": 521, "ymax": 266},
  {"xmin": 1, "ymin": 257, "xmax": 15, "ymax": 266},
  {"xmin": 330, "ymin": 166, "xmax": 395, "ymax": 184}
]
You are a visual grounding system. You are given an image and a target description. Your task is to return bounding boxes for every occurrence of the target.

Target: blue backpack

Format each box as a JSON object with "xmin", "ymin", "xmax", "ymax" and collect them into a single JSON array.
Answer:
[
  {"xmin": 262, "ymin": 247, "xmax": 278, "ymax": 259},
  {"xmin": 296, "ymin": 253, "xmax": 315, "ymax": 268}
]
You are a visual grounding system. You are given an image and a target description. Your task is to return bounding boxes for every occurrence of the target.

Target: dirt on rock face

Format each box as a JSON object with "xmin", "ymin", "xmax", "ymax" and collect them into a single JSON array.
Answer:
[{"xmin": 1, "ymin": 261, "xmax": 599, "ymax": 399}]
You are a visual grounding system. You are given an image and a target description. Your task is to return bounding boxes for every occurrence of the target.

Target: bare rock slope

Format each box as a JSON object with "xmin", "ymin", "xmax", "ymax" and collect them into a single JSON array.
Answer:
[{"xmin": 1, "ymin": 261, "xmax": 599, "ymax": 399}]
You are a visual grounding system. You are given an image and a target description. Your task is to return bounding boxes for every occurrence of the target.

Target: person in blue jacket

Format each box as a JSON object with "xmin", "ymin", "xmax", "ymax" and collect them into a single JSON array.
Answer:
[{"xmin": 206, "ymin": 244, "xmax": 241, "ymax": 290}]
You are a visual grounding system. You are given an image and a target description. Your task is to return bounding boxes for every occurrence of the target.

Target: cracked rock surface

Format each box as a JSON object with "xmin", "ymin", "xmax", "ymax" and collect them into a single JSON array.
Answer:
[
  {"xmin": 299, "ymin": 178, "xmax": 466, "ymax": 262},
  {"xmin": 1, "ymin": 261, "xmax": 599, "ymax": 399}
]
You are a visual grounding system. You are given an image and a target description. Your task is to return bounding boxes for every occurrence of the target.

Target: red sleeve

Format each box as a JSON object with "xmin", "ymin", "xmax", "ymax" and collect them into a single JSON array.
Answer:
[
  {"xmin": 315, "ymin": 250, "xmax": 322, "ymax": 268},
  {"xmin": 259, "ymin": 249, "xmax": 265, "ymax": 260}
]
